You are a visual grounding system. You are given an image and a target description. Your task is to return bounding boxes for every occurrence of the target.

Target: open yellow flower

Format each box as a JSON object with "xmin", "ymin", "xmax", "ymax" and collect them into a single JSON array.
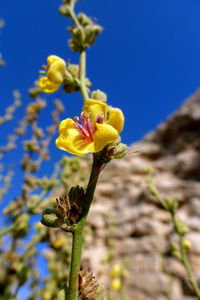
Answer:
[
  {"xmin": 38, "ymin": 55, "xmax": 66, "ymax": 93},
  {"xmin": 56, "ymin": 99, "xmax": 124, "ymax": 156}
]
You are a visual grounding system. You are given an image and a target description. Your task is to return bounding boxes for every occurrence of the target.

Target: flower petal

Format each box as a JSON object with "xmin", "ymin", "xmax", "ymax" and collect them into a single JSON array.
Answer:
[
  {"xmin": 47, "ymin": 56, "xmax": 66, "ymax": 84},
  {"xmin": 93, "ymin": 123, "xmax": 118, "ymax": 152},
  {"xmin": 83, "ymin": 99, "xmax": 107, "ymax": 122},
  {"xmin": 38, "ymin": 77, "xmax": 60, "ymax": 93},
  {"xmin": 107, "ymin": 107, "xmax": 124, "ymax": 134},
  {"xmin": 56, "ymin": 118, "xmax": 96, "ymax": 156}
]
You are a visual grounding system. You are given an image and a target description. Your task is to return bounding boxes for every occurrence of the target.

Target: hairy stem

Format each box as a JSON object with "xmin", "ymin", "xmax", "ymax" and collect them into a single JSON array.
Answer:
[
  {"xmin": 68, "ymin": 0, "xmax": 89, "ymax": 101},
  {"xmin": 79, "ymin": 50, "xmax": 89, "ymax": 101},
  {"xmin": 67, "ymin": 227, "xmax": 84, "ymax": 300},
  {"xmin": 180, "ymin": 237, "xmax": 200, "ymax": 299},
  {"xmin": 67, "ymin": 155, "xmax": 103, "ymax": 300},
  {"xmin": 0, "ymin": 224, "xmax": 15, "ymax": 238},
  {"xmin": 69, "ymin": 0, "xmax": 82, "ymax": 30}
]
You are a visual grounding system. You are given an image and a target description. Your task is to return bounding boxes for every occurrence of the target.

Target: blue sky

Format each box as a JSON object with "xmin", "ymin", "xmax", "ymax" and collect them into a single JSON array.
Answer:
[{"xmin": 1, "ymin": 0, "xmax": 200, "ymax": 146}]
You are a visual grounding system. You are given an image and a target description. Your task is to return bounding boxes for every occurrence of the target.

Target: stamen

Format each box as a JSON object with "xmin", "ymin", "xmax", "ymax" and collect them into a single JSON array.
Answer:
[
  {"xmin": 42, "ymin": 64, "xmax": 48, "ymax": 70},
  {"xmin": 74, "ymin": 116, "xmax": 79, "ymax": 122},
  {"xmin": 73, "ymin": 117, "xmax": 89, "ymax": 138},
  {"xmin": 96, "ymin": 113, "xmax": 104, "ymax": 124},
  {"xmin": 39, "ymin": 70, "xmax": 46, "ymax": 74},
  {"xmin": 86, "ymin": 117, "xmax": 94, "ymax": 140},
  {"xmin": 80, "ymin": 112, "xmax": 88, "ymax": 130}
]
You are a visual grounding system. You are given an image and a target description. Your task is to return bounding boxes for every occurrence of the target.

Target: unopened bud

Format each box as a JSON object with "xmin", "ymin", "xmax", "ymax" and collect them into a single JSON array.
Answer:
[
  {"xmin": 111, "ymin": 278, "xmax": 121, "ymax": 291},
  {"xmin": 28, "ymin": 86, "xmax": 41, "ymax": 98},
  {"xmin": 171, "ymin": 242, "xmax": 181, "ymax": 260},
  {"xmin": 41, "ymin": 208, "xmax": 64, "ymax": 228},
  {"xmin": 78, "ymin": 13, "xmax": 93, "ymax": 26},
  {"xmin": 174, "ymin": 217, "xmax": 189, "ymax": 236},
  {"xmin": 183, "ymin": 239, "xmax": 192, "ymax": 250},
  {"xmin": 110, "ymin": 262, "xmax": 122, "ymax": 278},
  {"xmin": 59, "ymin": 5, "xmax": 71, "ymax": 17},
  {"xmin": 91, "ymin": 90, "xmax": 107, "ymax": 103},
  {"xmin": 109, "ymin": 143, "xmax": 127, "ymax": 160},
  {"xmin": 67, "ymin": 64, "xmax": 80, "ymax": 78},
  {"xmin": 64, "ymin": 70, "xmax": 74, "ymax": 85},
  {"xmin": 165, "ymin": 197, "xmax": 178, "ymax": 215},
  {"xmin": 57, "ymin": 288, "xmax": 67, "ymax": 300},
  {"xmin": 14, "ymin": 214, "xmax": 30, "ymax": 238}
]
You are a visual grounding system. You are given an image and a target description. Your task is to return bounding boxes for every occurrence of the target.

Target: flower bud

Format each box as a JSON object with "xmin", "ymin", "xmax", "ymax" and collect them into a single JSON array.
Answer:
[
  {"xmin": 59, "ymin": 5, "xmax": 71, "ymax": 17},
  {"xmin": 108, "ymin": 143, "xmax": 127, "ymax": 160},
  {"xmin": 41, "ymin": 208, "xmax": 64, "ymax": 228},
  {"xmin": 110, "ymin": 262, "xmax": 122, "ymax": 278},
  {"xmin": 68, "ymin": 64, "xmax": 80, "ymax": 78},
  {"xmin": 54, "ymin": 99, "xmax": 64, "ymax": 113},
  {"xmin": 63, "ymin": 70, "xmax": 74, "ymax": 85},
  {"xmin": 174, "ymin": 217, "xmax": 189, "ymax": 236},
  {"xmin": 78, "ymin": 13, "xmax": 93, "ymax": 26},
  {"xmin": 183, "ymin": 239, "xmax": 192, "ymax": 250},
  {"xmin": 14, "ymin": 214, "xmax": 30, "ymax": 238},
  {"xmin": 171, "ymin": 242, "xmax": 181, "ymax": 260},
  {"xmin": 91, "ymin": 90, "xmax": 107, "ymax": 103},
  {"xmin": 57, "ymin": 289, "xmax": 67, "ymax": 300},
  {"xmin": 165, "ymin": 197, "xmax": 178, "ymax": 215},
  {"xmin": 111, "ymin": 278, "xmax": 121, "ymax": 291}
]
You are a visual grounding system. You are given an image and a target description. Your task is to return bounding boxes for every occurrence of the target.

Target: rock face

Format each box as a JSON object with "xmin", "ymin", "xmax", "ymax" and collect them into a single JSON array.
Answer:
[{"xmin": 82, "ymin": 90, "xmax": 200, "ymax": 300}]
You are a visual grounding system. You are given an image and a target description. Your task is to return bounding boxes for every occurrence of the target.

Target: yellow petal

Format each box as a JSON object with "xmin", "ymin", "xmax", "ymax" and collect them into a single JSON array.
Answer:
[
  {"xmin": 93, "ymin": 123, "xmax": 118, "ymax": 152},
  {"xmin": 38, "ymin": 77, "xmax": 60, "ymax": 93},
  {"xmin": 107, "ymin": 106, "xmax": 124, "ymax": 134},
  {"xmin": 47, "ymin": 55, "xmax": 66, "ymax": 84},
  {"xmin": 83, "ymin": 99, "xmax": 107, "ymax": 122},
  {"xmin": 56, "ymin": 118, "xmax": 95, "ymax": 156},
  {"xmin": 47, "ymin": 55, "xmax": 65, "ymax": 66}
]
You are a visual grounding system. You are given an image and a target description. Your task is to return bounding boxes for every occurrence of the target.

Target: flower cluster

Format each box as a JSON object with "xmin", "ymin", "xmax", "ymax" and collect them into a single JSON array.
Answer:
[{"xmin": 37, "ymin": 55, "xmax": 125, "ymax": 157}]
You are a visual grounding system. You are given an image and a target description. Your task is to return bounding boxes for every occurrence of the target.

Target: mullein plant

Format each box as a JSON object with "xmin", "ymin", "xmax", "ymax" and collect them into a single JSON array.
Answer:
[
  {"xmin": 37, "ymin": 0, "xmax": 127, "ymax": 299},
  {"xmin": 146, "ymin": 167, "xmax": 200, "ymax": 300}
]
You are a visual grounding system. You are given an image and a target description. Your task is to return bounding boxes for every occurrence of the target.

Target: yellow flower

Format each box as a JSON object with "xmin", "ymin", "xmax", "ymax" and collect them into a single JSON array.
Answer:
[
  {"xmin": 183, "ymin": 239, "xmax": 192, "ymax": 250},
  {"xmin": 111, "ymin": 278, "xmax": 121, "ymax": 291},
  {"xmin": 38, "ymin": 55, "xmax": 66, "ymax": 93},
  {"xmin": 56, "ymin": 99, "xmax": 124, "ymax": 156},
  {"xmin": 43, "ymin": 291, "xmax": 51, "ymax": 300},
  {"xmin": 110, "ymin": 262, "xmax": 122, "ymax": 278},
  {"xmin": 52, "ymin": 235, "xmax": 67, "ymax": 249}
]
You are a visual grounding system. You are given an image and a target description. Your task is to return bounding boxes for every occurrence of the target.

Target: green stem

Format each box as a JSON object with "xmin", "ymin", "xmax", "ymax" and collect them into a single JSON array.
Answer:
[
  {"xmin": 67, "ymin": 227, "xmax": 84, "ymax": 300},
  {"xmin": 67, "ymin": 155, "xmax": 103, "ymax": 300},
  {"xmin": 68, "ymin": 0, "xmax": 89, "ymax": 101},
  {"xmin": 69, "ymin": 0, "xmax": 76, "ymax": 12},
  {"xmin": 180, "ymin": 237, "xmax": 200, "ymax": 299},
  {"xmin": 79, "ymin": 50, "xmax": 89, "ymax": 101},
  {"xmin": 0, "ymin": 224, "xmax": 15, "ymax": 238}
]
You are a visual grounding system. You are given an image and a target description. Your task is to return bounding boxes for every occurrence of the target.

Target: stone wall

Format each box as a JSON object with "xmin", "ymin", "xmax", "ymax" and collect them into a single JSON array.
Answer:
[{"xmin": 82, "ymin": 90, "xmax": 200, "ymax": 300}]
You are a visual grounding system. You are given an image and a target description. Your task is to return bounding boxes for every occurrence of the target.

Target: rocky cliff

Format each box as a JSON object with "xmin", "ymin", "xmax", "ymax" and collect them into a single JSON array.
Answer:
[{"xmin": 82, "ymin": 90, "xmax": 200, "ymax": 300}]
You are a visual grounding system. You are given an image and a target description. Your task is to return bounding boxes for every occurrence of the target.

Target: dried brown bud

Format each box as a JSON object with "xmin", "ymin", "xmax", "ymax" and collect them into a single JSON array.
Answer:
[
  {"xmin": 78, "ymin": 270, "xmax": 103, "ymax": 300},
  {"xmin": 56, "ymin": 186, "xmax": 85, "ymax": 224}
]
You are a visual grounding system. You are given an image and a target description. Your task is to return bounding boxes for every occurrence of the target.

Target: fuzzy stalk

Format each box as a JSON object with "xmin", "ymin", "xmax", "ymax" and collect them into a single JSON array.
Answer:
[
  {"xmin": 67, "ymin": 154, "xmax": 103, "ymax": 300},
  {"xmin": 180, "ymin": 236, "xmax": 200, "ymax": 299},
  {"xmin": 0, "ymin": 224, "xmax": 15, "ymax": 238},
  {"xmin": 79, "ymin": 50, "xmax": 89, "ymax": 101},
  {"xmin": 67, "ymin": 0, "xmax": 89, "ymax": 101}
]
